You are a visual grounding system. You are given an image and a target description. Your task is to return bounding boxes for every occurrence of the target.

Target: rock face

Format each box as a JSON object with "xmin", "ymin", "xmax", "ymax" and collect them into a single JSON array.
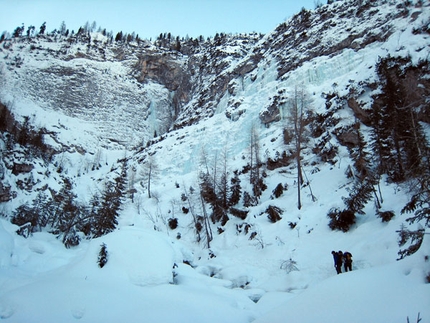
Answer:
[
  {"xmin": 0, "ymin": 0, "xmax": 428, "ymax": 149},
  {"xmin": 133, "ymin": 53, "xmax": 192, "ymax": 118},
  {"xmin": 0, "ymin": 182, "xmax": 16, "ymax": 202},
  {"xmin": 347, "ymin": 98, "xmax": 370, "ymax": 125},
  {"xmin": 134, "ymin": 53, "xmax": 186, "ymax": 91},
  {"xmin": 11, "ymin": 163, "xmax": 34, "ymax": 176}
]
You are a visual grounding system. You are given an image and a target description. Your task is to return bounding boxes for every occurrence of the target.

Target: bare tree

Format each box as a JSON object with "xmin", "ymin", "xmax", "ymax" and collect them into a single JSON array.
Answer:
[
  {"xmin": 200, "ymin": 193, "xmax": 213, "ymax": 248},
  {"xmin": 249, "ymin": 124, "xmax": 263, "ymax": 199},
  {"xmin": 128, "ymin": 165, "xmax": 137, "ymax": 202},
  {"xmin": 183, "ymin": 184, "xmax": 202, "ymax": 243},
  {"xmin": 287, "ymin": 86, "xmax": 310, "ymax": 210},
  {"xmin": 139, "ymin": 155, "xmax": 159, "ymax": 198},
  {"xmin": 217, "ymin": 146, "xmax": 229, "ymax": 209},
  {"xmin": 199, "ymin": 146, "xmax": 230, "ymax": 225}
]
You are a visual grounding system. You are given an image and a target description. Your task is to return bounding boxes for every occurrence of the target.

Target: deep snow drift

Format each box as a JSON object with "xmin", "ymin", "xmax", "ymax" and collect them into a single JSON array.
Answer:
[{"xmin": 0, "ymin": 174, "xmax": 429, "ymax": 323}]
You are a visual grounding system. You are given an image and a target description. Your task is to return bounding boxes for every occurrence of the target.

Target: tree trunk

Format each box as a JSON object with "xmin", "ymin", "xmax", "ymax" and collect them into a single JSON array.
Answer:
[{"xmin": 147, "ymin": 164, "xmax": 152, "ymax": 198}]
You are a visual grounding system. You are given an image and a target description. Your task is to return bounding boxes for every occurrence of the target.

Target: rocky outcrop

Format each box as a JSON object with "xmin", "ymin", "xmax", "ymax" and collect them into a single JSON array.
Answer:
[
  {"xmin": 333, "ymin": 126, "xmax": 359, "ymax": 148},
  {"xmin": 12, "ymin": 163, "xmax": 34, "ymax": 176},
  {"xmin": 134, "ymin": 53, "xmax": 186, "ymax": 91},
  {"xmin": 347, "ymin": 98, "xmax": 370, "ymax": 125},
  {"xmin": 0, "ymin": 182, "xmax": 16, "ymax": 202},
  {"xmin": 260, "ymin": 104, "xmax": 281, "ymax": 125},
  {"xmin": 133, "ymin": 53, "xmax": 191, "ymax": 118}
]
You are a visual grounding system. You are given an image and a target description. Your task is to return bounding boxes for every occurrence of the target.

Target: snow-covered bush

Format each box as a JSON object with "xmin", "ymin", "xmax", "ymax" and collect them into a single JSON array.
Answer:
[
  {"xmin": 272, "ymin": 183, "xmax": 284, "ymax": 198},
  {"xmin": 98, "ymin": 243, "xmax": 108, "ymax": 268},
  {"xmin": 229, "ymin": 207, "xmax": 248, "ymax": 220},
  {"xmin": 243, "ymin": 191, "xmax": 257, "ymax": 207},
  {"xmin": 266, "ymin": 205, "xmax": 283, "ymax": 223},
  {"xmin": 327, "ymin": 207, "xmax": 356, "ymax": 232},
  {"xmin": 168, "ymin": 218, "xmax": 178, "ymax": 230},
  {"xmin": 280, "ymin": 258, "xmax": 299, "ymax": 273},
  {"xmin": 376, "ymin": 210, "xmax": 395, "ymax": 222}
]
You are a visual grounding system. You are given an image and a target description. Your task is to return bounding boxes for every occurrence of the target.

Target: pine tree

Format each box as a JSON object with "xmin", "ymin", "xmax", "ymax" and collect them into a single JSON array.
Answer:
[
  {"xmin": 98, "ymin": 243, "xmax": 108, "ymax": 268},
  {"xmin": 59, "ymin": 21, "xmax": 67, "ymax": 36},
  {"xmin": 80, "ymin": 193, "xmax": 101, "ymax": 237},
  {"xmin": 218, "ymin": 148, "xmax": 229, "ymax": 210},
  {"xmin": 13, "ymin": 24, "xmax": 24, "ymax": 38},
  {"xmin": 228, "ymin": 171, "xmax": 241, "ymax": 206},
  {"xmin": 93, "ymin": 181, "xmax": 120, "ymax": 238},
  {"xmin": 371, "ymin": 56, "xmax": 430, "ymax": 182},
  {"xmin": 46, "ymin": 178, "xmax": 84, "ymax": 247},
  {"xmin": 11, "ymin": 203, "xmax": 37, "ymax": 235},
  {"xmin": 39, "ymin": 22, "xmax": 46, "ymax": 35},
  {"xmin": 200, "ymin": 171, "xmax": 216, "ymax": 205},
  {"xmin": 115, "ymin": 31, "xmax": 123, "ymax": 42},
  {"xmin": 91, "ymin": 161, "xmax": 127, "ymax": 237},
  {"xmin": 398, "ymin": 171, "xmax": 430, "ymax": 258},
  {"xmin": 31, "ymin": 191, "xmax": 52, "ymax": 228},
  {"xmin": 348, "ymin": 124, "xmax": 369, "ymax": 180},
  {"xmin": 371, "ymin": 57, "xmax": 404, "ymax": 181},
  {"xmin": 342, "ymin": 178, "xmax": 374, "ymax": 216},
  {"xmin": 327, "ymin": 208, "xmax": 356, "ymax": 232},
  {"xmin": 249, "ymin": 125, "xmax": 265, "ymax": 200},
  {"xmin": 272, "ymin": 183, "xmax": 284, "ymax": 198}
]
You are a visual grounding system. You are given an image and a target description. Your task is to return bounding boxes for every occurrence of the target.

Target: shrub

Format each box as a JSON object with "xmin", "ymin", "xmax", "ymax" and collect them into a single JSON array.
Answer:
[
  {"xmin": 11, "ymin": 203, "xmax": 38, "ymax": 230},
  {"xmin": 168, "ymin": 218, "xmax": 178, "ymax": 229},
  {"xmin": 266, "ymin": 205, "xmax": 283, "ymax": 223},
  {"xmin": 327, "ymin": 207, "xmax": 356, "ymax": 232},
  {"xmin": 63, "ymin": 231, "xmax": 80, "ymax": 249},
  {"xmin": 195, "ymin": 216, "xmax": 204, "ymax": 232},
  {"xmin": 280, "ymin": 258, "xmax": 299, "ymax": 273},
  {"xmin": 243, "ymin": 191, "xmax": 258, "ymax": 207},
  {"xmin": 98, "ymin": 243, "xmax": 108, "ymax": 268},
  {"xmin": 16, "ymin": 223, "xmax": 33, "ymax": 238},
  {"xmin": 230, "ymin": 207, "xmax": 248, "ymax": 220},
  {"xmin": 272, "ymin": 183, "xmax": 284, "ymax": 198},
  {"xmin": 377, "ymin": 210, "xmax": 395, "ymax": 222},
  {"xmin": 236, "ymin": 222, "xmax": 252, "ymax": 235},
  {"xmin": 396, "ymin": 224, "xmax": 425, "ymax": 260}
]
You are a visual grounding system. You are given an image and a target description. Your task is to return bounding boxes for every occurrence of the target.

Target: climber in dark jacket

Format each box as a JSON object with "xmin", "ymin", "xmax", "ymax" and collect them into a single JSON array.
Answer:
[
  {"xmin": 343, "ymin": 251, "xmax": 353, "ymax": 272},
  {"xmin": 332, "ymin": 250, "xmax": 342, "ymax": 274},
  {"xmin": 337, "ymin": 251, "xmax": 344, "ymax": 273}
]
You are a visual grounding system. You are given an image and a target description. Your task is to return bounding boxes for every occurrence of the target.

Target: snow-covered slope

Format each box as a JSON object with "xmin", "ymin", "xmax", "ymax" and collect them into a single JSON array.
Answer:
[{"xmin": 0, "ymin": 0, "xmax": 429, "ymax": 322}]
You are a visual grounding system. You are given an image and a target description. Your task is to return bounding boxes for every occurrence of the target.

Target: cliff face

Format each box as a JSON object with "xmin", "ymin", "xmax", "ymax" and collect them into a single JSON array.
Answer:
[
  {"xmin": 133, "ymin": 52, "xmax": 192, "ymax": 118},
  {"xmin": 0, "ymin": 0, "xmax": 429, "ymax": 201},
  {"xmin": 1, "ymin": 1, "xmax": 429, "ymax": 147}
]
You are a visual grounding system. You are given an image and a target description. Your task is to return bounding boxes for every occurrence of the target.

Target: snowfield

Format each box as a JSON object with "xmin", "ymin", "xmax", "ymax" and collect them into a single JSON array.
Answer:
[{"xmin": 0, "ymin": 164, "xmax": 429, "ymax": 322}]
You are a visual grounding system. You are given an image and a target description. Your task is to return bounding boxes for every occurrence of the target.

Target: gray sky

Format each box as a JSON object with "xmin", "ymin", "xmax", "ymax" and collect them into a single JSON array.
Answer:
[{"xmin": 0, "ymin": 0, "xmax": 317, "ymax": 39}]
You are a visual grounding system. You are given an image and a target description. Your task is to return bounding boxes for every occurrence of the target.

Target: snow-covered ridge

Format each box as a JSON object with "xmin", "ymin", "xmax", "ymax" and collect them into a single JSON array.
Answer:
[{"xmin": 2, "ymin": 0, "xmax": 427, "ymax": 148}]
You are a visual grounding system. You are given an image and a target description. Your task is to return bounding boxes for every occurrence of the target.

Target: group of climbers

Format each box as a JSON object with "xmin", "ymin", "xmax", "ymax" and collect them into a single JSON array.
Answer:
[{"xmin": 331, "ymin": 250, "xmax": 353, "ymax": 274}]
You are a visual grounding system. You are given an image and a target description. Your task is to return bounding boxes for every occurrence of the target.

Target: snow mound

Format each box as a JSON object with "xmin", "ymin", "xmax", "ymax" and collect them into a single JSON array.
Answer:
[
  {"xmin": 0, "ymin": 226, "xmax": 256, "ymax": 323},
  {"xmin": 254, "ymin": 251, "xmax": 430, "ymax": 323},
  {"xmin": 0, "ymin": 221, "xmax": 13, "ymax": 268},
  {"xmin": 74, "ymin": 227, "xmax": 179, "ymax": 287}
]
